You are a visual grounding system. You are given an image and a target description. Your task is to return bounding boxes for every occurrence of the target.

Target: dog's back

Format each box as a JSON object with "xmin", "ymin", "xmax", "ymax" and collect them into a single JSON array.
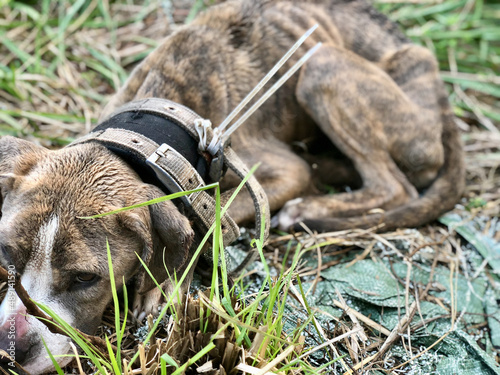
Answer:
[{"xmin": 102, "ymin": 0, "xmax": 408, "ymax": 131}]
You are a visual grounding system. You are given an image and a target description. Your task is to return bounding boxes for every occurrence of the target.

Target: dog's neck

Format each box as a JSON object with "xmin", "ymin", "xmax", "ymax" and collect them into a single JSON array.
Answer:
[
  {"xmin": 71, "ymin": 98, "xmax": 247, "ymax": 247},
  {"xmin": 91, "ymin": 109, "xmax": 211, "ymax": 191}
]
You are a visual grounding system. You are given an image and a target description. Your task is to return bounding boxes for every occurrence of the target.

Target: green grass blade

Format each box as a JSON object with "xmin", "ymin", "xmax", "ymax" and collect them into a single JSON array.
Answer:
[
  {"xmin": 0, "ymin": 33, "xmax": 32, "ymax": 63},
  {"xmin": 40, "ymin": 337, "xmax": 65, "ymax": 375},
  {"xmin": 105, "ymin": 336, "xmax": 120, "ymax": 375},
  {"xmin": 0, "ymin": 111, "xmax": 23, "ymax": 131},
  {"xmin": 171, "ymin": 343, "xmax": 216, "ymax": 375},
  {"xmin": 160, "ymin": 353, "xmax": 179, "ymax": 372},
  {"xmin": 106, "ymin": 240, "xmax": 122, "ymax": 372},
  {"xmin": 35, "ymin": 303, "xmax": 110, "ymax": 372},
  {"xmin": 80, "ymin": 183, "xmax": 219, "ymax": 219},
  {"xmin": 58, "ymin": 0, "xmax": 88, "ymax": 35}
]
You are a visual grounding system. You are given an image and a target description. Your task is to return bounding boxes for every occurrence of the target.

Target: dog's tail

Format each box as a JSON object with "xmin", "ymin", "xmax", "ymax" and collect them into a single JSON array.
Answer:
[{"xmin": 301, "ymin": 90, "xmax": 465, "ymax": 232}]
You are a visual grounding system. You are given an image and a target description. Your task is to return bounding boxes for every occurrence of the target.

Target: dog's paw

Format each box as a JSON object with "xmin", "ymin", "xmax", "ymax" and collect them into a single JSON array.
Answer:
[
  {"xmin": 276, "ymin": 198, "xmax": 305, "ymax": 231},
  {"xmin": 133, "ymin": 286, "xmax": 164, "ymax": 322}
]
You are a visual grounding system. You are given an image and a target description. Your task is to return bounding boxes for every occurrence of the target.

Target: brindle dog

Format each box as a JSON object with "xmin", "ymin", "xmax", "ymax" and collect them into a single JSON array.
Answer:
[
  {"xmin": 0, "ymin": 0, "xmax": 464, "ymax": 372},
  {"xmin": 103, "ymin": 0, "xmax": 465, "ymax": 232}
]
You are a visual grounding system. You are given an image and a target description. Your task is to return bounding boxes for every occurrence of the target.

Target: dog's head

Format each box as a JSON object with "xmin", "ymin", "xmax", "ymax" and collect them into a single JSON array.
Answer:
[{"xmin": 0, "ymin": 136, "xmax": 194, "ymax": 373}]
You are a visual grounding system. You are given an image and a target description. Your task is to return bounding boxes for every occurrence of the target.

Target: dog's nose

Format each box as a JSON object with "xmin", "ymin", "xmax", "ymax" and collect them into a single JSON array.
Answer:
[
  {"xmin": 0, "ymin": 332, "xmax": 31, "ymax": 365},
  {"xmin": 0, "ymin": 319, "xmax": 32, "ymax": 365},
  {"xmin": 0, "ymin": 298, "xmax": 31, "ymax": 366}
]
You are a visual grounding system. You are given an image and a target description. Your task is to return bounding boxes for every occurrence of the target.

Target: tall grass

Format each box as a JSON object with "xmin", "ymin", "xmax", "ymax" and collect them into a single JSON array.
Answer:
[{"xmin": 376, "ymin": 0, "xmax": 500, "ymax": 130}]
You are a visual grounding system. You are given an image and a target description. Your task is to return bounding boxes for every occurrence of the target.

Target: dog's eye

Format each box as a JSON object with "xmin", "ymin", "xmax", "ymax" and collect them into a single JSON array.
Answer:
[
  {"xmin": 0, "ymin": 245, "xmax": 7, "ymax": 265},
  {"xmin": 74, "ymin": 273, "xmax": 99, "ymax": 285},
  {"xmin": 0, "ymin": 244, "xmax": 12, "ymax": 264}
]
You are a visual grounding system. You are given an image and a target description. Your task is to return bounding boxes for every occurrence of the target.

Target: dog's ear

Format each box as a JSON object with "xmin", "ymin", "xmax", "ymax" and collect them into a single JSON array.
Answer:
[
  {"xmin": 0, "ymin": 173, "xmax": 16, "ymax": 195},
  {"xmin": 128, "ymin": 184, "xmax": 195, "ymax": 294},
  {"xmin": 0, "ymin": 136, "xmax": 48, "ymax": 175},
  {"xmin": 0, "ymin": 136, "xmax": 48, "ymax": 207}
]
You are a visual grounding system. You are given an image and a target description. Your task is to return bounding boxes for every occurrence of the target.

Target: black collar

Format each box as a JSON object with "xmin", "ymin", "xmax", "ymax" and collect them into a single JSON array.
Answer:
[{"xmin": 93, "ymin": 109, "xmax": 210, "ymax": 193}]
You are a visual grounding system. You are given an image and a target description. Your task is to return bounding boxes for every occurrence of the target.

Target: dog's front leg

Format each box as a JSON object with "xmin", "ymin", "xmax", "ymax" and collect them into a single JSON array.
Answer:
[
  {"xmin": 132, "ymin": 285, "xmax": 164, "ymax": 322},
  {"xmin": 132, "ymin": 278, "xmax": 187, "ymax": 322},
  {"xmin": 132, "ymin": 262, "xmax": 196, "ymax": 322},
  {"xmin": 221, "ymin": 139, "xmax": 313, "ymax": 225}
]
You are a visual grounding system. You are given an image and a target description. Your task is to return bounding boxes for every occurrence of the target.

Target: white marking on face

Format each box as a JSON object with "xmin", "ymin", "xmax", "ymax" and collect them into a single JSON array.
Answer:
[
  {"xmin": 21, "ymin": 215, "xmax": 59, "ymax": 299},
  {"xmin": 33, "ymin": 215, "xmax": 59, "ymax": 268},
  {"xmin": 14, "ymin": 215, "xmax": 75, "ymax": 373}
]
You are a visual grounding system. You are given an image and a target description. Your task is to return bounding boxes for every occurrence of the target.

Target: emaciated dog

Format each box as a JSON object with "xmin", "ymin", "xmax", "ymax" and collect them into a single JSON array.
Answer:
[{"xmin": 0, "ymin": 0, "xmax": 463, "ymax": 372}]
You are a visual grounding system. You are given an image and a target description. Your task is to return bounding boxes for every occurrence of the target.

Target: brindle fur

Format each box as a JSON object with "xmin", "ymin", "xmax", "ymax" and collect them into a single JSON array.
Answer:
[
  {"xmin": 103, "ymin": 0, "xmax": 465, "ymax": 231},
  {"xmin": 0, "ymin": 1, "xmax": 464, "ymax": 372}
]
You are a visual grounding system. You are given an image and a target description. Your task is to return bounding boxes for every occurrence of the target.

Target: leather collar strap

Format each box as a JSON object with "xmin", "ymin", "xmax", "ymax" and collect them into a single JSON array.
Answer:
[
  {"xmin": 70, "ymin": 98, "xmax": 270, "ymax": 247},
  {"xmin": 92, "ymin": 110, "xmax": 210, "ymax": 183}
]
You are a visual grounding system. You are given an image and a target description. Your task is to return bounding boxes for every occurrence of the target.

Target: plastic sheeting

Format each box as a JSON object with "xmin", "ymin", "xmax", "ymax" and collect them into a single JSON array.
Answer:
[{"xmin": 227, "ymin": 213, "xmax": 500, "ymax": 374}]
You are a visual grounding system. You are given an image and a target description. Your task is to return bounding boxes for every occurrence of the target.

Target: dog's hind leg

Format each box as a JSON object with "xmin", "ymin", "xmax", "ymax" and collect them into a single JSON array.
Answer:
[{"xmin": 277, "ymin": 44, "xmax": 432, "ymax": 229}]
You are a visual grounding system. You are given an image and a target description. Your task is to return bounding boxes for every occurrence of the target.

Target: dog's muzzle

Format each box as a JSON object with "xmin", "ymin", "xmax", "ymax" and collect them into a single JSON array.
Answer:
[{"xmin": 70, "ymin": 98, "xmax": 270, "ymax": 247}]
